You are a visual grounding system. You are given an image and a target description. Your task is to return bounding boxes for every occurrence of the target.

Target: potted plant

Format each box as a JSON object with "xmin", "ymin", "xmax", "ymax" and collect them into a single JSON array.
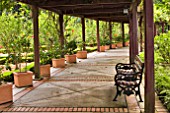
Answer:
[
  {"xmin": 115, "ymin": 35, "xmax": 123, "ymax": 48},
  {"xmin": 65, "ymin": 40, "xmax": 77, "ymax": 63},
  {"xmin": 125, "ymin": 34, "xmax": 130, "ymax": 46},
  {"xmin": 111, "ymin": 41, "xmax": 117, "ymax": 49},
  {"xmin": 105, "ymin": 40, "xmax": 111, "ymax": 50},
  {"xmin": 100, "ymin": 38, "xmax": 106, "ymax": 52},
  {"xmin": 13, "ymin": 37, "xmax": 33, "ymax": 88},
  {"xmin": 51, "ymin": 46, "xmax": 66, "ymax": 68},
  {"xmin": 40, "ymin": 51, "xmax": 52, "ymax": 78},
  {"xmin": 76, "ymin": 41, "xmax": 87, "ymax": 59},
  {"xmin": 0, "ymin": 66, "xmax": 13, "ymax": 104}
]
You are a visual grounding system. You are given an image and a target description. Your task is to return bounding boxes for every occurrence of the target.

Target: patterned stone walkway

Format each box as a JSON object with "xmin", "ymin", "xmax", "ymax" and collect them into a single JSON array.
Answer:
[{"xmin": 0, "ymin": 47, "xmax": 169, "ymax": 113}]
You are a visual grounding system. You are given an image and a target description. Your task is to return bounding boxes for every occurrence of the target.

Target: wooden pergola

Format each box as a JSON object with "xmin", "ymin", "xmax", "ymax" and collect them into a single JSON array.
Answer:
[{"xmin": 16, "ymin": 0, "xmax": 155, "ymax": 112}]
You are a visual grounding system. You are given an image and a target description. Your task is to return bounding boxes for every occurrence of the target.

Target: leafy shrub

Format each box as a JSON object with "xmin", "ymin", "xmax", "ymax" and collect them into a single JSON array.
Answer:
[
  {"xmin": 65, "ymin": 40, "xmax": 77, "ymax": 55},
  {"xmin": 155, "ymin": 65, "xmax": 170, "ymax": 111},
  {"xmin": 155, "ymin": 31, "xmax": 170, "ymax": 64},
  {"xmin": 139, "ymin": 51, "xmax": 164, "ymax": 64},
  {"xmin": 40, "ymin": 51, "xmax": 52, "ymax": 65}
]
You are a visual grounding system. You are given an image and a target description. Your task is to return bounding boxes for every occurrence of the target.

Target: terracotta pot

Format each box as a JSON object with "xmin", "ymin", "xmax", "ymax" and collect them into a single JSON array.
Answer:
[
  {"xmin": 0, "ymin": 83, "xmax": 13, "ymax": 104},
  {"xmin": 111, "ymin": 44, "xmax": 116, "ymax": 49},
  {"xmin": 76, "ymin": 51, "xmax": 87, "ymax": 59},
  {"xmin": 116, "ymin": 43, "xmax": 123, "ymax": 48},
  {"xmin": 13, "ymin": 71, "xmax": 33, "ymax": 87},
  {"xmin": 105, "ymin": 45, "xmax": 110, "ymax": 50},
  {"xmin": 125, "ymin": 41, "xmax": 129, "ymax": 46},
  {"xmin": 100, "ymin": 46, "xmax": 105, "ymax": 52},
  {"xmin": 65, "ymin": 54, "xmax": 77, "ymax": 63},
  {"xmin": 52, "ymin": 58, "xmax": 65, "ymax": 68},
  {"xmin": 40, "ymin": 64, "xmax": 51, "ymax": 77}
]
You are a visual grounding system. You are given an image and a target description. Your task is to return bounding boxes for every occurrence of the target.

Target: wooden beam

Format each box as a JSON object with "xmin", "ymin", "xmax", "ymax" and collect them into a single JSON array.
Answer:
[
  {"xmin": 168, "ymin": 25, "xmax": 170, "ymax": 31},
  {"xmin": 121, "ymin": 22, "xmax": 125, "ymax": 47},
  {"xmin": 109, "ymin": 21, "xmax": 112, "ymax": 48},
  {"xmin": 84, "ymin": 14, "xmax": 128, "ymax": 19},
  {"xmin": 32, "ymin": 5, "xmax": 40, "ymax": 79},
  {"xmin": 62, "ymin": 8, "xmax": 124, "ymax": 15},
  {"xmin": 17, "ymin": 0, "xmax": 132, "ymax": 7},
  {"xmin": 130, "ymin": 0, "xmax": 141, "ymax": 11},
  {"xmin": 139, "ymin": 16, "xmax": 143, "ymax": 52},
  {"xmin": 97, "ymin": 18, "xmax": 129, "ymax": 23},
  {"xmin": 131, "ymin": 4, "xmax": 138, "ymax": 62},
  {"xmin": 51, "ymin": 2, "xmax": 131, "ymax": 10},
  {"xmin": 59, "ymin": 14, "xmax": 64, "ymax": 57},
  {"xmin": 81, "ymin": 17, "xmax": 86, "ymax": 50},
  {"xmin": 162, "ymin": 22, "xmax": 165, "ymax": 33},
  {"xmin": 39, "ymin": 1, "xmax": 132, "ymax": 7},
  {"xmin": 144, "ymin": 0, "xmax": 155, "ymax": 113},
  {"xmin": 96, "ymin": 20, "xmax": 100, "ymax": 52},
  {"xmin": 129, "ymin": 13, "xmax": 133, "ymax": 63}
]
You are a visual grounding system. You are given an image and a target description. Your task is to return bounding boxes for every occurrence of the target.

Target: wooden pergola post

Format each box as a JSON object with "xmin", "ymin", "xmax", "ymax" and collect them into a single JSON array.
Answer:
[
  {"xmin": 162, "ymin": 22, "xmax": 165, "ymax": 33},
  {"xmin": 132, "ymin": 4, "xmax": 138, "ymax": 56},
  {"xmin": 144, "ymin": 0, "xmax": 155, "ymax": 112},
  {"xmin": 168, "ymin": 24, "xmax": 170, "ymax": 30},
  {"xmin": 32, "ymin": 6, "xmax": 40, "ymax": 79},
  {"xmin": 59, "ymin": 14, "xmax": 64, "ymax": 48},
  {"xmin": 59, "ymin": 14, "xmax": 64, "ymax": 57},
  {"xmin": 109, "ymin": 21, "xmax": 112, "ymax": 48},
  {"xmin": 96, "ymin": 19, "xmax": 100, "ymax": 52},
  {"xmin": 81, "ymin": 17, "xmax": 86, "ymax": 50},
  {"xmin": 121, "ymin": 22, "xmax": 125, "ymax": 47},
  {"xmin": 130, "ymin": 4, "xmax": 138, "ymax": 63},
  {"xmin": 139, "ymin": 16, "xmax": 143, "ymax": 52},
  {"xmin": 129, "ymin": 13, "xmax": 133, "ymax": 63}
]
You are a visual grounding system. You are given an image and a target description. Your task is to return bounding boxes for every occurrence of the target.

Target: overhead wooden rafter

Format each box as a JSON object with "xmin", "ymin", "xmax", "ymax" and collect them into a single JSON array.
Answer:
[{"xmin": 16, "ymin": 0, "xmax": 140, "ymax": 23}]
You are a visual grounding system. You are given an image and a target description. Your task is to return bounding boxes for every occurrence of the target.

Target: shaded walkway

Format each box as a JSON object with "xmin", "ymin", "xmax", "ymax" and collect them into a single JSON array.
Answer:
[{"xmin": 1, "ymin": 47, "xmax": 168, "ymax": 113}]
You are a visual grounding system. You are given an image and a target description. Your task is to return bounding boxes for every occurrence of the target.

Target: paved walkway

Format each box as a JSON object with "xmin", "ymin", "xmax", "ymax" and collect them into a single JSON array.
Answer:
[{"xmin": 0, "ymin": 47, "xmax": 168, "ymax": 113}]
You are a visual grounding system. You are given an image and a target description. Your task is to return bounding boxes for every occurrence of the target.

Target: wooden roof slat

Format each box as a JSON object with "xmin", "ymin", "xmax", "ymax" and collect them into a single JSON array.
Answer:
[
  {"xmin": 62, "ymin": 9, "xmax": 124, "ymax": 15},
  {"xmin": 17, "ymin": 0, "xmax": 132, "ymax": 7},
  {"xmin": 16, "ymin": 0, "xmax": 141, "ymax": 23},
  {"xmin": 41, "ymin": 2, "xmax": 132, "ymax": 8}
]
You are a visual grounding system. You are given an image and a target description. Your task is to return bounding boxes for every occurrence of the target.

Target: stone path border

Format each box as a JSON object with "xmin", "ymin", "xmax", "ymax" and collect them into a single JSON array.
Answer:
[{"xmin": 2, "ymin": 107, "xmax": 128, "ymax": 112}]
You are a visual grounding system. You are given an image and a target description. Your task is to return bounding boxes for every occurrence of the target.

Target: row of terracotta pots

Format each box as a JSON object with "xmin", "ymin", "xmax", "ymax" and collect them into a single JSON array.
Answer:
[
  {"xmin": 52, "ymin": 50, "xmax": 87, "ymax": 65},
  {"xmin": 100, "ymin": 42, "xmax": 129, "ymax": 52}
]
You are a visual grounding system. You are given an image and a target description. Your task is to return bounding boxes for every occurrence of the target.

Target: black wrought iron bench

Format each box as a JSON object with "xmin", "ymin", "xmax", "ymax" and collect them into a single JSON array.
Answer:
[{"xmin": 113, "ymin": 55, "xmax": 144, "ymax": 102}]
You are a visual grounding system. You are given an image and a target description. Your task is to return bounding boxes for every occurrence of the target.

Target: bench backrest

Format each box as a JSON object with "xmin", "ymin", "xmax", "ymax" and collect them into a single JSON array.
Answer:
[{"xmin": 134, "ymin": 55, "xmax": 144, "ymax": 83}]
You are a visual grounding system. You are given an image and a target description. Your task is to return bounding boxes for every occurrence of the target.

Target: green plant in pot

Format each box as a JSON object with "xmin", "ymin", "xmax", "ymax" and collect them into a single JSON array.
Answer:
[
  {"xmin": 111, "ymin": 40, "xmax": 117, "ymax": 49},
  {"xmin": 51, "ymin": 44, "xmax": 66, "ymax": 68},
  {"xmin": 105, "ymin": 40, "xmax": 111, "ymax": 50},
  {"xmin": 65, "ymin": 40, "xmax": 77, "ymax": 63},
  {"xmin": 100, "ymin": 38, "xmax": 106, "ymax": 52},
  {"xmin": 13, "ymin": 36, "xmax": 33, "ymax": 88},
  {"xmin": 0, "ymin": 9, "xmax": 34, "ymax": 87},
  {"xmin": 39, "ymin": 50, "xmax": 52, "ymax": 78},
  {"xmin": 76, "ymin": 41, "xmax": 87, "ymax": 59}
]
